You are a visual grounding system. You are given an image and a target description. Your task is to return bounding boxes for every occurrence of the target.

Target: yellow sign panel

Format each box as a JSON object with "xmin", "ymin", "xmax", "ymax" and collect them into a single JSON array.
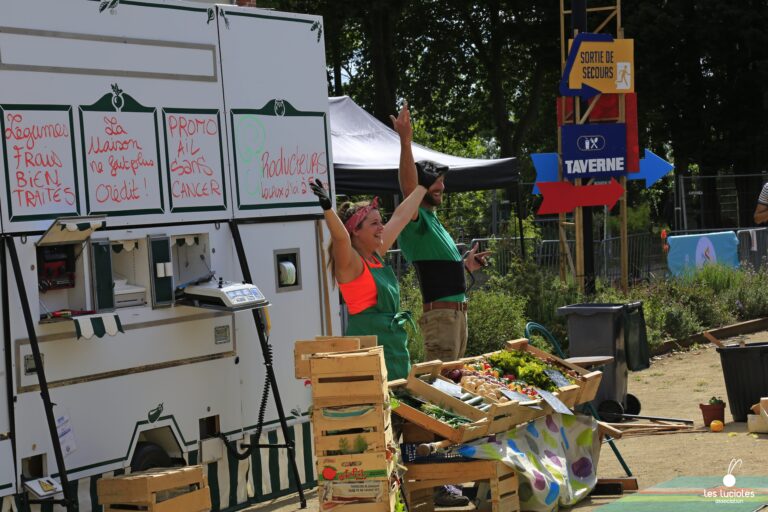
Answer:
[{"xmin": 568, "ymin": 39, "xmax": 634, "ymax": 94}]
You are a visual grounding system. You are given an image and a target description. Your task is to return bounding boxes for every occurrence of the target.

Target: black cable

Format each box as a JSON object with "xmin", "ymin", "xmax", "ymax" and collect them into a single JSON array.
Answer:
[{"xmin": 217, "ymin": 325, "xmax": 273, "ymax": 461}]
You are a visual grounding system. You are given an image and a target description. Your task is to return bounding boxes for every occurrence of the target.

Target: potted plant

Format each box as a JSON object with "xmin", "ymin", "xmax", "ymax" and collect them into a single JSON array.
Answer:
[{"xmin": 700, "ymin": 396, "xmax": 726, "ymax": 426}]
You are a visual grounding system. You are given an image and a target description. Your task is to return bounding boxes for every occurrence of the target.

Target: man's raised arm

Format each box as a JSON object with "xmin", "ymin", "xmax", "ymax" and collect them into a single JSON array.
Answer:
[{"xmin": 391, "ymin": 101, "xmax": 418, "ymax": 201}]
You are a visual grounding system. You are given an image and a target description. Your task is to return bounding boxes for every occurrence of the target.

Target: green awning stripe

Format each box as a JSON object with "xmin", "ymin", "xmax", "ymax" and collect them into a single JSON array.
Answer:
[
  {"xmin": 74, "ymin": 314, "xmax": 124, "ymax": 340},
  {"xmin": 60, "ymin": 221, "xmax": 100, "ymax": 232},
  {"xmin": 92, "ymin": 317, "xmax": 106, "ymax": 338}
]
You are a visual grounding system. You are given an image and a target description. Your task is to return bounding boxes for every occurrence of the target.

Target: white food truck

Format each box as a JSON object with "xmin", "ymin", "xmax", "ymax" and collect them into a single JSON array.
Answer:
[{"xmin": 0, "ymin": 1, "xmax": 340, "ymax": 509}]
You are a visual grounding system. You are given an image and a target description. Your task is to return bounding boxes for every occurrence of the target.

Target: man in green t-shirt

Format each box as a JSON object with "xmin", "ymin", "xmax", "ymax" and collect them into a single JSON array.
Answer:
[{"xmin": 391, "ymin": 102, "xmax": 489, "ymax": 363}]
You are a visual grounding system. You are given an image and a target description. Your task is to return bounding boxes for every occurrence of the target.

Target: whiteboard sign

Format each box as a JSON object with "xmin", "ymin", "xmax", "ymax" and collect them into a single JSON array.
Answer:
[
  {"xmin": 1, "ymin": 106, "xmax": 79, "ymax": 220},
  {"xmin": 162, "ymin": 109, "xmax": 226, "ymax": 212},
  {"xmin": 231, "ymin": 100, "xmax": 329, "ymax": 210},
  {"xmin": 80, "ymin": 85, "xmax": 163, "ymax": 215}
]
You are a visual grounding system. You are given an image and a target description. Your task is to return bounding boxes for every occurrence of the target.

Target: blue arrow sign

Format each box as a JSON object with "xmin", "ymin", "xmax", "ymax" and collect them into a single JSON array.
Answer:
[
  {"xmin": 531, "ymin": 153, "xmax": 559, "ymax": 194},
  {"xmin": 629, "ymin": 149, "xmax": 674, "ymax": 188},
  {"xmin": 559, "ymin": 32, "xmax": 614, "ymax": 99}
]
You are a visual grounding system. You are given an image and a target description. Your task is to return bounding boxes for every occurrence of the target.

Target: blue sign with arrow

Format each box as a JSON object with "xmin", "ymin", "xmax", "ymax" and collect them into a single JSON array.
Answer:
[
  {"xmin": 531, "ymin": 152, "xmax": 559, "ymax": 194},
  {"xmin": 628, "ymin": 149, "xmax": 674, "ymax": 189}
]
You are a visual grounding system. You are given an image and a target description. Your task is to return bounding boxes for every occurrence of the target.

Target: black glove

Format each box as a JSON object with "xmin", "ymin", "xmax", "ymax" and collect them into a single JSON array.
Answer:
[
  {"xmin": 310, "ymin": 178, "xmax": 332, "ymax": 210},
  {"xmin": 415, "ymin": 160, "xmax": 449, "ymax": 189}
]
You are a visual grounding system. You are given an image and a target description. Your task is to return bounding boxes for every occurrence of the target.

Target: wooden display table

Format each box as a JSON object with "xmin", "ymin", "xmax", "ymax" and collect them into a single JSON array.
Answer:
[{"xmin": 403, "ymin": 460, "xmax": 519, "ymax": 512}]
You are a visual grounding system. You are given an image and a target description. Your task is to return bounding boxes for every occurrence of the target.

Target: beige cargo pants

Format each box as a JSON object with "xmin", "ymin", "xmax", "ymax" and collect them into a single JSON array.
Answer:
[{"xmin": 419, "ymin": 309, "xmax": 468, "ymax": 362}]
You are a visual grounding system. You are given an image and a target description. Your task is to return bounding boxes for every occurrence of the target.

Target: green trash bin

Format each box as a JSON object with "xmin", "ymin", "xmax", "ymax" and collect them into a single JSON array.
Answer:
[{"xmin": 557, "ymin": 302, "xmax": 649, "ymax": 417}]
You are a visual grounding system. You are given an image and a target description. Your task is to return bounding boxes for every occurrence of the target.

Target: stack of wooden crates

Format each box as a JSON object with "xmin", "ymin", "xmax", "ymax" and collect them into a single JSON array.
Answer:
[{"xmin": 309, "ymin": 345, "xmax": 399, "ymax": 511}]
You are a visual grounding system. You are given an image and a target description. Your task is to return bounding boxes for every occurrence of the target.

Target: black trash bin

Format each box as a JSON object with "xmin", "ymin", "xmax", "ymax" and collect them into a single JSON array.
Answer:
[
  {"xmin": 556, "ymin": 302, "xmax": 649, "ymax": 417},
  {"xmin": 716, "ymin": 342, "xmax": 768, "ymax": 422}
]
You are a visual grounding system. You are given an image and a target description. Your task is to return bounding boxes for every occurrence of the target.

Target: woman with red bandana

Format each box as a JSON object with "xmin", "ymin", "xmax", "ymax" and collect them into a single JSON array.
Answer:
[{"xmin": 310, "ymin": 164, "xmax": 445, "ymax": 380}]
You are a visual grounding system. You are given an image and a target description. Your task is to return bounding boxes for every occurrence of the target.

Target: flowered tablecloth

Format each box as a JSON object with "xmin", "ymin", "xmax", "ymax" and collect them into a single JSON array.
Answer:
[{"xmin": 457, "ymin": 413, "xmax": 601, "ymax": 511}]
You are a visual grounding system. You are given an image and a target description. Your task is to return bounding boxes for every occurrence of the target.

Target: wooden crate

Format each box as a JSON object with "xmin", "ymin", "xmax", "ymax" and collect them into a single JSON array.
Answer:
[
  {"xmin": 392, "ymin": 361, "xmax": 577, "ymax": 442},
  {"xmin": 97, "ymin": 466, "xmax": 211, "ymax": 512},
  {"xmin": 441, "ymin": 338, "xmax": 602, "ymax": 408},
  {"xmin": 294, "ymin": 337, "xmax": 362, "ymax": 379},
  {"xmin": 505, "ymin": 338, "xmax": 602, "ymax": 406},
  {"xmin": 310, "ymin": 347, "xmax": 389, "ymax": 407},
  {"xmin": 403, "ymin": 460, "xmax": 519, "ymax": 512},
  {"xmin": 318, "ymin": 478, "xmax": 398, "ymax": 512},
  {"xmin": 313, "ymin": 403, "xmax": 394, "ymax": 457},
  {"xmin": 389, "ymin": 394, "xmax": 490, "ymax": 444}
]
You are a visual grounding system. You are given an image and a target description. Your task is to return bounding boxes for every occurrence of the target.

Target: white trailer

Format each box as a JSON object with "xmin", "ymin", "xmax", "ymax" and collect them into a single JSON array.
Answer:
[{"xmin": 0, "ymin": 1, "xmax": 339, "ymax": 510}]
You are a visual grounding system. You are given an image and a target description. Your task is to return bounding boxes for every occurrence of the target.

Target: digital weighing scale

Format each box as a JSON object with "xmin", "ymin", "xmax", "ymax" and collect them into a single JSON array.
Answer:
[{"xmin": 180, "ymin": 278, "xmax": 268, "ymax": 310}]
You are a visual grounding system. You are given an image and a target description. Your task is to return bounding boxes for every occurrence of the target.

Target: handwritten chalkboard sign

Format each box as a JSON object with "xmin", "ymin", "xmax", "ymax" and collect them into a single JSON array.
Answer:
[
  {"xmin": 231, "ymin": 100, "xmax": 329, "ymax": 210},
  {"xmin": 79, "ymin": 85, "xmax": 163, "ymax": 216},
  {"xmin": 544, "ymin": 369, "xmax": 573, "ymax": 388},
  {"xmin": 535, "ymin": 388, "xmax": 573, "ymax": 415},
  {"xmin": 1, "ymin": 106, "xmax": 79, "ymax": 221},
  {"xmin": 162, "ymin": 109, "xmax": 226, "ymax": 212}
]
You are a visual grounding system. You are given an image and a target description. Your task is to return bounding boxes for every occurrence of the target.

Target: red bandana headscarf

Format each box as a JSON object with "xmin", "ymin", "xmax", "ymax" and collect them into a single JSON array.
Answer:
[{"xmin": 343, "ymin": 197, "xmax": 380, "ymax": 234}]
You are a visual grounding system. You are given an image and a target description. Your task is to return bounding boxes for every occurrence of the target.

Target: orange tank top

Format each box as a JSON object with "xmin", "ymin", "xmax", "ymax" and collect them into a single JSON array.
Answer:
[{"xmin": 339, "ymin": 257, "xmax": 382, "ymax": 315}]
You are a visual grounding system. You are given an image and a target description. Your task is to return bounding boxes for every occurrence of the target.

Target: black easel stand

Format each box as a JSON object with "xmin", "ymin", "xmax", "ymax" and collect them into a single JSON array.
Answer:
[
  {"xmin": 4, "ymin": 236, "xmax": 77, "ymax": 511},
  {"xmin": 227, "ymin": 221, "xmax": 307, "ymax": 508}
]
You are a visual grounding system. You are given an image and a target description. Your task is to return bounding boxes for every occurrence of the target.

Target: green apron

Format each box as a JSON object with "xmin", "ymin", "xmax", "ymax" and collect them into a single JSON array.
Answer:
[{"xmin": 345, "ymin": 255, "xmax": 413, "ymax": 381}]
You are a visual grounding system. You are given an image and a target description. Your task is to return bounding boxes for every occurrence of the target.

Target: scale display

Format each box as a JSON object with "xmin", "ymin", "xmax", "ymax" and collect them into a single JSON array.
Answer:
[{"xmin": 181, "ymin": 279, "xmax": 268, "ymax": 310}]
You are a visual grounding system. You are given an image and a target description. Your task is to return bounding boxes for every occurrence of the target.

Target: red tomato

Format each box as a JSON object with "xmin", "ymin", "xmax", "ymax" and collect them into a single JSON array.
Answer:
[{"xmin": 322, "ymin": 466, "xmax": 337, "ymax": 481}]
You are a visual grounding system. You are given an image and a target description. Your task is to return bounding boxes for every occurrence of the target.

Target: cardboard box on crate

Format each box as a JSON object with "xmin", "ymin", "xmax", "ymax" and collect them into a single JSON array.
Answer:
[
  {"xmin": 391, "ymin": 338, "xmax": 602, "ymax": 443},
  {"xmin": 307, "ymin": 345, "xmax": 400, "ymax": 511},
  {"xmin": 96, "ymin": 466, "xmax": 211, "ymax": 512}
]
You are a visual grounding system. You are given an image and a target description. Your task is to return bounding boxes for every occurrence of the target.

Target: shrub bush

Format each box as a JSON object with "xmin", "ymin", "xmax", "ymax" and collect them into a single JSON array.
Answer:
[
  {"xmin": 465, "ymin": 290, "xmax": 527, "ymax": 356},
  {"xmin": 398, "ymin": 255, "xmax": 768, "ymax": 360}
]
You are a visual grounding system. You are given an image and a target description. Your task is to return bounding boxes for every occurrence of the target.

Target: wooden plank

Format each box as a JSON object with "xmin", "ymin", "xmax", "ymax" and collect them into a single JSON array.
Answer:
[
  {"xmin": 153, "ymin": 487, "xmax": 211, "ymax": 512},
  {"xmin": 408, "ymin": 360, "xmax": 444, "ymax": 379},
  {"xmin": 316, "ymin": 334, "xmax": 377, "ymax": 349},
  {"xmin": 577, "ymin": 371, "xmax": 603, "ymax": 404},
  {"xmin": 497, "ymin": 495, "xmax": 521, "ymax": 512},
  {"xmin": 405, "ymin": 461, "xmax": 496, "ymax": 481},
  {"xmin": 312, "ymin": 404, "xmax": 390, "ymax": 433},
  {"xmin": 310, "ymin": 347, "xmax": 386, "ymax": 376},
  {"xmin": 294, "ymin": 338, "xmax": 360, "ymax": 379},
  {"xmin": 406, "ymin": 487, "xmax": 434, "ymax": 512},
  {"xmin": 555, "ymin": 384, "xmax": 581, "ymax": 408},
  {"xmin": 497, "ymin": 470, "xmax": 518, "ymax": 496},
  {"xmin": 311, "ymin": 379, "xmax": 389, "ymax": 408}
]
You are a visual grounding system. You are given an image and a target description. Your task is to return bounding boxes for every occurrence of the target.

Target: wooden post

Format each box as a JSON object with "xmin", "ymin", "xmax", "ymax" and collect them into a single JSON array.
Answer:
[
  {"xmin": 315, "ymin": 220, "xmax": 333, "ymax": 335},
  {"xmin": 618, "ymin": 25, "xmax": 628, "ymax": 292}
]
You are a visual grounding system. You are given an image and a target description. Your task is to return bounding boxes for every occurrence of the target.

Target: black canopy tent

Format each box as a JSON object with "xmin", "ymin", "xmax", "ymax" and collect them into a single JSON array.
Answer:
[{"xmin": 328, "ymin": 96, "xmax": 519, "ymax": 194}]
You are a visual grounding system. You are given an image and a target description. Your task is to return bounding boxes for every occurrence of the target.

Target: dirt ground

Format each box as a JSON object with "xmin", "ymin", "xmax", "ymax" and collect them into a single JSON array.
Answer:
[{"xmin": 247, "ymin": 331, "xmax": 768, "ymax": 512}]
